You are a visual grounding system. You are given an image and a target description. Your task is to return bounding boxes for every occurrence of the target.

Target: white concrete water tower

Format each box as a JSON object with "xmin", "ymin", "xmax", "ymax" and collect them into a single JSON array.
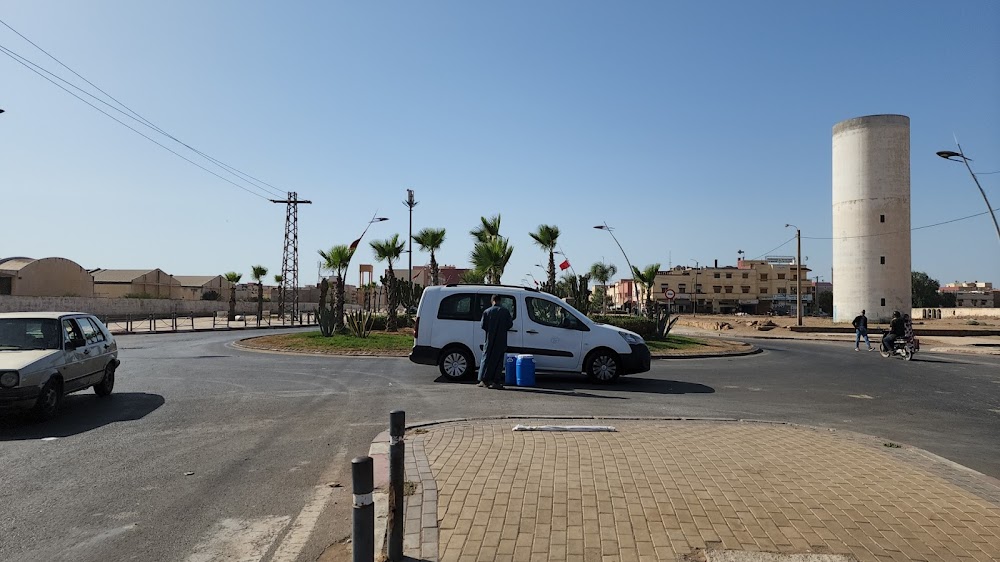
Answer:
[{"xmin": 832, "ymin": 114, "xmax": 912, "ymax": 323}]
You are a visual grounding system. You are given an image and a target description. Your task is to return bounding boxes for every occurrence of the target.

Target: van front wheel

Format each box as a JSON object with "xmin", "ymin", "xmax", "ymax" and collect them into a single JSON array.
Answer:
[
  {"xmin": 585, "ymin": 350, "xmax": 621, "ymax": 384},
  {"xmin": 439, "ymin": 347, "xmax": 474, "ymax": 381}
]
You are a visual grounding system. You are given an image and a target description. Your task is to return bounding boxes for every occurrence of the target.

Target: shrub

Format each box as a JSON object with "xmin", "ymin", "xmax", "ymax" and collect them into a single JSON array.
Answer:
[
  {"xmin": 202, "ymin": 290, "xmax": 220, "ymax": 301},
  {"xmin": 590, "ymin": 314, "xmax": 657, "ymax": 339},
  {"xmin": 966, "ymin": 320, "xmax": 980, "ymax": 326}
]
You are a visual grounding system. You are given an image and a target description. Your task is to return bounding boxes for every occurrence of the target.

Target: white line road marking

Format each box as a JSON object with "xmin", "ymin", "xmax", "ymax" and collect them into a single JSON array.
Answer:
[
  {"xmin": 270, "ymin": 485, "xmax": 335, "ymax": 562},
  {"xmin": 989, "ymin": 409, "xmax": 1000, "ymax": 415},
  {"xmin": 185, "ymin": 516, "xmax": 290, "ymax": 562},
  {"xmin": 848, "ymin": 394, "xmax": 874, "ymax": 399}
]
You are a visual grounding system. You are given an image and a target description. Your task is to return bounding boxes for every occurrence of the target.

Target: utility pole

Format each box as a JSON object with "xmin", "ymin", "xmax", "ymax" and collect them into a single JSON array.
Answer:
[
  {"xmin": 272, "ymin": 192, "xmax": 312, "ymax": 324},
  {"xmin": 403, "ymin": 189, "xmax": 418, "ymax": 303}
]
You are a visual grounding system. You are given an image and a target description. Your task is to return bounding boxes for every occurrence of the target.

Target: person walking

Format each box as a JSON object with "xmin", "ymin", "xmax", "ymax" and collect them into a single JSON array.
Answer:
[
  {"xmin": 478, "ymin": 295, "xmax": 513, "ymax": 389},
  {"xmin": 852, "ymin": 309, "xmax": 874, "ymax": 351}
]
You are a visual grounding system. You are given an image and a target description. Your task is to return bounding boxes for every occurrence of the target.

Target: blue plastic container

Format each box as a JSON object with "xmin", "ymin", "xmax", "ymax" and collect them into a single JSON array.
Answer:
[
  {"xmin": 516, "ymin": 354, "xmax": 536, "ymax": 387},
  {"xmin": 504, "ymin": 354, "xmax": 518, "ymax": 385}
]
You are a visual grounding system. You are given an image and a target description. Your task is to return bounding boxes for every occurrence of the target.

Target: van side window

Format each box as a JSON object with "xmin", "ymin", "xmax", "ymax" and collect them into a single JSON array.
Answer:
[
  {"xmin": 476, "ymin": 294, "xmax": 517, "ymax": 320},
  {"xmin": 438, "ymin": 293, "xmax": 475, "ymax": 320},
  {"xmin": 525, "ymin": 297, "xmax": 586, "ymax": 330}
]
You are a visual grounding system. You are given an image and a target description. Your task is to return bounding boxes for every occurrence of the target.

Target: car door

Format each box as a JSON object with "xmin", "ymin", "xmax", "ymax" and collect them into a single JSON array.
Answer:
[
  {"xmin": 523, "ymin": 296, "xmax": 586, "ymax": 372},
  {"xmin": 474, "ymin": 293, "xmax": 522, "ymax": 358},
  {"xmin": 60, "ymin": 318, "xmax": 90, "ymax": 389},
  {"xmin": 72, "ymin": 317, "xmax": 108, "ymax": 388},
  {"xmin": 434, "ymin": 291, "xmax": 479, "ymax": 359}
]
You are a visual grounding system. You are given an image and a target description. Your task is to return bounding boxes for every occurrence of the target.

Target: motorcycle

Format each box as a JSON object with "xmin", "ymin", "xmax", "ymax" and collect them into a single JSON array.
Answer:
[{"xmin": 879, "ymin": 332, "xmax": 918, "ymax": 361}]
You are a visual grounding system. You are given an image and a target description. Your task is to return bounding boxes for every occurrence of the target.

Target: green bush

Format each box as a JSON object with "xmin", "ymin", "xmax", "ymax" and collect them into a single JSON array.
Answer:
[
  {"xmin": 590, "ymin": 314, "xmax": 657, "ymax": 339},
  {"xmin": 966, "ymin": 319, "xmax": 980, "ymax": 326}
]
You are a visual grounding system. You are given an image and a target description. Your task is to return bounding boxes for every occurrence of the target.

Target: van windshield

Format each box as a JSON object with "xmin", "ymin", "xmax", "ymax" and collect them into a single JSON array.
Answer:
[{"xmin": 0, "ymin": 318, "xmax": 63, "ymax": 350}]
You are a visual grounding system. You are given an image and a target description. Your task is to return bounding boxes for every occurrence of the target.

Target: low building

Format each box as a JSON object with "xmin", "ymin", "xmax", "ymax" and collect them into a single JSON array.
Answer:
[
  {"xmin": 90, "ymin": 268, "xmax": 182, "ymax": 299},
  {"xmin": 388, "ymin": 264, "xmax": 472, "ymax": 287},
  {"xmin": 175, "ymin": 275, "xmax": 228, "ymax": 301},
  {"xmin": 0, "ymin": 256, "xmax": 95, "ymax": 297},
  {"xmin": 940, "ymin": 281, "xmax": 998, "ymax": 308},
  {"xmin": 652, "ymin": 258, "xmax": 813, "ymax": 315}
]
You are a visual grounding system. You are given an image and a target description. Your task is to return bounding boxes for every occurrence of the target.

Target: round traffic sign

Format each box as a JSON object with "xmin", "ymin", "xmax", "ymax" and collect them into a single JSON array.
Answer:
[{"xmin": 664, "ymin": 289, "xmax": 676, "ymax": 300}]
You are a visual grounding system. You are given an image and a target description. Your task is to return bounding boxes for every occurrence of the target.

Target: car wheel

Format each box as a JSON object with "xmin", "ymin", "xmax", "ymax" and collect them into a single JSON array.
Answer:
[
  {"xmin": 439, "ymin": 346, "xmax": 474, "ymax": 381},
  {"xmin": 34, "ymin": 379, "xmax": 63, "ymax": 421},
  {"xmin": 585, "ymin": 350, "xmax": 621, "ymax": 384},
  {"xmin": 95, "ymin": 363, "xmax": 115, "ymax": 397}
]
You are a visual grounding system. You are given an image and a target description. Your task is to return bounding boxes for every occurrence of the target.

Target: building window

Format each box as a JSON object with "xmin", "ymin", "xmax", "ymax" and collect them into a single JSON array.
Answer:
[
  {"xmin": 725, "ymin": 273, "xmax": 732, "ymax": 278},
  {"xmin": 741, "ymin": 286, "xmax": 750, "ymax": 293},
  {"xmin": 696, "ymin": 284, "xmax": 702, "ymax": 294},
  {"xmin": 880, "ymin": 214, "xmax": 885, "ymax": 223},
  {"xmin": 880, "ymin": 256, "xmax": 885, "ymax": 265},
  {"xmin": 777, "ymin": 288, "xmax": 787, "ymax": 294},
  {"xmin": 713, "ymin": 286, "xmax": 722, "ymax": 293},
  {"xmin": 713, "ymin": 273, "xmax": 721, "ymax": 279},
  {"xmin": 725, "ymin": 286, "xmax": 733, "ymax": 293},
  {"xmin": 880, "ymin": 298, "xmax": 886, "ymax": 306},
  {"xmin": 777, "ymin": 273, "xmax": 785, "ymax": 280},
  {"xmin": 0, "ymin": 276, "xmax": 11, "ymax": 295},
  {"xmin": 760, "ymin": 274, "xmax": 768, "ymax": 281},
  {"xmin": 742, "ymin": 273, "xmax": 749, "ymax": 279},
  {"xmin": 678, "ymin": 284, "xmax": 686, "ymax": 293},
  {"xmin": 760, "ymin": 288, "xmax": 768, "ymax": 294}
]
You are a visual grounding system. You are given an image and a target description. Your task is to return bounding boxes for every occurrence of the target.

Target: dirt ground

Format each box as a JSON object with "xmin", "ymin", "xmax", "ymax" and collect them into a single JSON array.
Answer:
[{"xmin": 673, "ymin": 313, "xmax": 998, "ymax": 334}]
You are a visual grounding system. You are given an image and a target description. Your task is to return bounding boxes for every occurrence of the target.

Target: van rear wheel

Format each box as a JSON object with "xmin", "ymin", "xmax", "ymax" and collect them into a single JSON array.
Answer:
[{"xmin": 439, "ymin": 347, "xmax": 474, "ymax": 381}]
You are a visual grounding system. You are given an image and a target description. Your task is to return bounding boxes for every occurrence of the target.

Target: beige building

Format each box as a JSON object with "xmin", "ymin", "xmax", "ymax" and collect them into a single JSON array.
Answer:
[
  {"xmin": 940, "ymin": 281, "xmax": 998, "ymax": 308},
  {"xmin": 175, "ymin": 275, "xmax": 228, "ymax": 301},
  {"xmin": 387, "ymin": 264, "xmax": 472, "ymax": 287},
  {"xmin": 651, "ymin": 258, "xmax": 813, "ymax": 315},
  {"xmin": 0, "ymin": 256, "xmax": 95, "ymax": 297},
  {"xmin": 91, "ymin": 269, "xmax": 182, "ymax": 299}
]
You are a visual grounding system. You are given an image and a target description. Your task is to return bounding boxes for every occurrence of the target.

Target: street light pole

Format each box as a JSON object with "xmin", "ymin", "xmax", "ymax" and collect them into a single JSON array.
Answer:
[
  {"xmin": 786, "ymin": 224, "xmax": 802, "ymax": 326},
  {"xmin": 689, "ymin": 260, "xmax": 699, "ymax": 316},
  {"xmin": 594, "ymin": 223, "xmax": 639, "ymax": 316},
  {"xmin": 937, "ymin": 146, "xmax": 1000, "ymax": 245}
]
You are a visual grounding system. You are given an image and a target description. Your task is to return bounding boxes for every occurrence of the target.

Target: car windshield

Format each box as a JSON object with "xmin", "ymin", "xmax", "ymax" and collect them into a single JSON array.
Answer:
[{"xmin": 0, "ymin": 318, "xmax": 62, "ymax": 351}]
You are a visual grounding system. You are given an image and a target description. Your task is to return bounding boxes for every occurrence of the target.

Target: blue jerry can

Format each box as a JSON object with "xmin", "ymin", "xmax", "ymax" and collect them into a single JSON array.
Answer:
[
  {"xmin": 516, "ymin": 354, "xmax": 536, "ymax": 387},
  {"xmin": 504, "ymin": 354, "xmax": 518, "ymax": 385}
]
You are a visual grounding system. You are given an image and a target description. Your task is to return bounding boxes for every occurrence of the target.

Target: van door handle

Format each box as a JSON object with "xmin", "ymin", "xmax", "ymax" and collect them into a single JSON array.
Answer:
[
  {"xmin": 526, "ymin": 330, "xmax": 539, "ymax": 334},
  {"xmin": 508, "ymin": 329, "xmax": 518, "ymax": 333}
]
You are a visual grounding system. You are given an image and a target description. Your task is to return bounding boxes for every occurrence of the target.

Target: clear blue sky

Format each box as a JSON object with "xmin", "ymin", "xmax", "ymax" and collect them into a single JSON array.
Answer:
[{"xmin": 3, "ymin": 2, "xmax": 998, "ymax": 289}]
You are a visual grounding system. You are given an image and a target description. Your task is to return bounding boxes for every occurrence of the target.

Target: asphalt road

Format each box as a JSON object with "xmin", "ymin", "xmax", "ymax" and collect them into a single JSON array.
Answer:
[{"xmin": 2, "ymin": 329, "xmax": 998, "ymax": 562}]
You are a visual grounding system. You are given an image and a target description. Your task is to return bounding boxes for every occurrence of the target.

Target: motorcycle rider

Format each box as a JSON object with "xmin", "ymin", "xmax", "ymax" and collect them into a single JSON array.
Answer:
[{"xmin": 883, "ymin": 311, "xmax": 905, "ymax": 351}]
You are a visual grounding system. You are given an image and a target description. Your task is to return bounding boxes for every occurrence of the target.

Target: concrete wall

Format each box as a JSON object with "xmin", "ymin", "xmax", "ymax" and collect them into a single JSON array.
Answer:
[
  {"xmin": 832, "ymin": 114, "xmax": 911, "ymax": 322},
  {"xmin": 913, "ymin": 307, "xmax": 1000, "ymax": 319},
  {"xmin": 0, "ymin": 295, "xmax": 318, "ymax": 317}
]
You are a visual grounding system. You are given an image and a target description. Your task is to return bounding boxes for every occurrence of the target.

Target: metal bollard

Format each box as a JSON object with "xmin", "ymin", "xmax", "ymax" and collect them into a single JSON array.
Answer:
[
  {"xmin": 388, "ymin": 410, "xmax": 406, "ymax": 561},
  {"xmin": 352, "ymin": 456, "xmax": 375, "ymax": 562}
]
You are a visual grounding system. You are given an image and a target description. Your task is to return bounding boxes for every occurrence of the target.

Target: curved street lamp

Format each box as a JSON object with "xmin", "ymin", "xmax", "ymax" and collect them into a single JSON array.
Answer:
[
  {"xmin": 937, "ymin": 147, "xmax": 1000, "ymax": 245},
  {"xmin": 595, "ymin": 223, "xmax": 639, "ymax": 316},
  {"xmin": 785, "ymin": 223, "xmax": 802, "ymax": 326},
  {"xmin": 688, "ymin": 260, "xmax": 699, "ymax": 316}
]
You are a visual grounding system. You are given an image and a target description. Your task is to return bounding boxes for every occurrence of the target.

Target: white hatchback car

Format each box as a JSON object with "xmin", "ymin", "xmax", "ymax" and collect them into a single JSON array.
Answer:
[
  {"xmin": 0, "ymin": 312, "xmax": 120, "ymax": 419},
  {"xmin": 409, "ymin": 285, "xmax": 650, "ymax": 383}
]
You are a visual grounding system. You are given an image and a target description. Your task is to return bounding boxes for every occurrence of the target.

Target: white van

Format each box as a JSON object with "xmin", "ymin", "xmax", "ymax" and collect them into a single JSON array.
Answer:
[{"xmin": 409, "ymin": 285, "xmax": 650, "ymax": 383}]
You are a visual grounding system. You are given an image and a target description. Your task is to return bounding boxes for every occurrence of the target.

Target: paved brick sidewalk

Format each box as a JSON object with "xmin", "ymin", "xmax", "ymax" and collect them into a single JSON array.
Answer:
[{"xmin": 392, "ymin": 419, "xmax": 1000, "ymax": 562}]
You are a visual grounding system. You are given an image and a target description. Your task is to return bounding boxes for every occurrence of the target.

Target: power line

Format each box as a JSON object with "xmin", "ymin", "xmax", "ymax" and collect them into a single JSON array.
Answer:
[
  {"xmin": 751, "ymin": 236, "xmax": 796, "ymax": 260},
  {"xmin": 0, "ymin": 44, "xmax": 272, "ymax": 201},
  {"xmin": 0, "ymin": 19, "xmax": 287, "ymax": 199},
  {"xmin": 802, "ymin": 206, "xmax": 1000, "ymax": 240}
]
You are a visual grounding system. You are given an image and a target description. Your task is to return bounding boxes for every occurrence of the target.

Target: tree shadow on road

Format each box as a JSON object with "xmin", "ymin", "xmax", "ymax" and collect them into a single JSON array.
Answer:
[{"xmin": 0, "ymin": 392, "xmax": 165, "ymax": 441}]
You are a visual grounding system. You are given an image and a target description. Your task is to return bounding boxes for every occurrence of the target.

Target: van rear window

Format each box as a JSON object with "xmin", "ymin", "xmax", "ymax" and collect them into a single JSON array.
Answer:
[{"xmin": 438, "ymin": 293, "xmax": 475, "ymax": 320}]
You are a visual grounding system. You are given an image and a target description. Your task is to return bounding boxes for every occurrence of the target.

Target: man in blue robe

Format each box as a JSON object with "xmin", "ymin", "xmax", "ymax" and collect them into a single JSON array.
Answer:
[{"xmin": 478, "ymin": 295, "xmax": 513, "ymax": 389}]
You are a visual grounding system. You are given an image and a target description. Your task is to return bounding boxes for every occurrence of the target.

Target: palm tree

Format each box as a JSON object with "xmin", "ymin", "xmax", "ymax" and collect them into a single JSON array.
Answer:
[
  {"xmin": 272, "ymin": 274, "xmax": 284, "ymax": 316},
  {"xmin": 589, "ymin": 261, "xmax": 618, "ymax": 314},
  {"xmin": 631, "ymin": 264, "xmax": 661, "ymax": 318},
  {"xmin": 412, "ymin": 227, "xmax": 447, "ymax": 286},
  {"xmin": 529, "ymin": 224, "xmax": 560, "ymax": 292},
  {"xmin": 470, "ymin": 237, "xmax": 513, "ymax": 284},
  {"xmin": 470, "ymin": 214, "xmax": 502, "ymax": 243},
  {"xmin": 224, "ymin": 271, "xmax": 243, "ymax": 320},
  {"xmin": 250, "ymin": 265, "xmax": 268, "ymax": 326},
  {"xmin": 370, "ymin": 234, "xmax": 406, "ymax": 331},
  {"xmin": 318, "ymin": 244, "xmax": 354, "ymax": 331},
  {"xmin": 459, "ymin": 269, "xmax": 486, "ymax": 284}
]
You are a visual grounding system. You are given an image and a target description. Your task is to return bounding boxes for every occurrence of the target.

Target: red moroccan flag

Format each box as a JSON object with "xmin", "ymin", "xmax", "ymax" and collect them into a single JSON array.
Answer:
[
  {"xmin": 348, "ymin": 238, "xmax": 362, "ymax": 253},
  {"xmin": 559, "ymin": 259, "xmax": 570, "ymax": 271}
]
